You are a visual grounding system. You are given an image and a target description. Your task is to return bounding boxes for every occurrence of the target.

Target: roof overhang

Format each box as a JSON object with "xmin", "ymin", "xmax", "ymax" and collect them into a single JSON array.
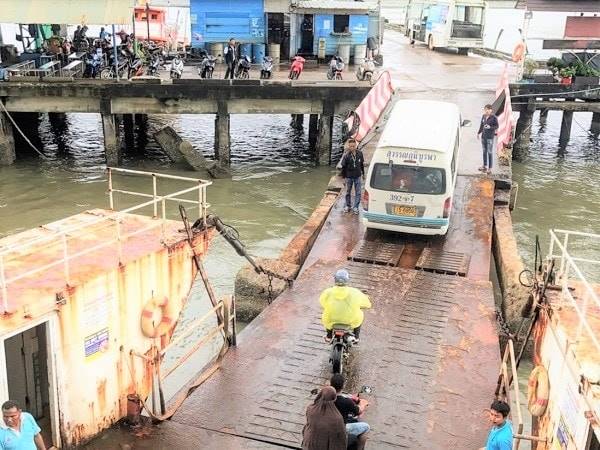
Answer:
[
  {"xmin": 291, "ymin": 1, "xmax": 377, "ymax": 14},
  {"xmin": 515, "ymin": 0, "xmax": 600, "ymax": 13},
  {"xmin": 0, "ymin": 0, "xmax": 133, "ymax": 25}
]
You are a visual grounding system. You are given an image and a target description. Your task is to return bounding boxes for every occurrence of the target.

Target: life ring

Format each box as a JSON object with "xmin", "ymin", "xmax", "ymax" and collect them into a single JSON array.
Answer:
[
  {"xmin": 512, "ymin": 41, "xmax": 525, "ymax": 63},
  {"xmin": 527, "ymin": 365, "xmax": 549, "ymax": 417},
  {"xmin": 140, "ymin": 296, "xmax": 175, "ymax": 338}
]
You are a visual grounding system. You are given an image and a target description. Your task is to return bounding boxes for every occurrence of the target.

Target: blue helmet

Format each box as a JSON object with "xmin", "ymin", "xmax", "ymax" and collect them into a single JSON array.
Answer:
[{"xmin": 334, "ymin": 269, "xmax": 350, "ymax": 286}]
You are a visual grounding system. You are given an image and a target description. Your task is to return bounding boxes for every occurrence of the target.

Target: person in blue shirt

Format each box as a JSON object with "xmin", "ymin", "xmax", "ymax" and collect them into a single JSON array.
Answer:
[
  {"xmin": 481, "ymin": 400, "xmax": 513, "ymax": 450},
  {"xmin": 0, "ymin": 400, "xmax": 46, "ymax": 450}
]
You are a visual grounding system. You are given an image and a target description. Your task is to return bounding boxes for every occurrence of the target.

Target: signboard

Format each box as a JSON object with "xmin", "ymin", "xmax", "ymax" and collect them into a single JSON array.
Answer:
[{"xmin": 82, "ymin": 292, "xmax": 112, "ymax": 360}]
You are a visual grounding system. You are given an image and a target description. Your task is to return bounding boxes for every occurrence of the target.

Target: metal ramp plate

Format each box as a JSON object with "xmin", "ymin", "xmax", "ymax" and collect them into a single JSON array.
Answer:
[
  {"xmin": 415, "ymin": 248, "xmax": 471, "ymax": 276},
  {"xmin": 348, "ymin": 240, "xmax": 404, "ymax": 266}
]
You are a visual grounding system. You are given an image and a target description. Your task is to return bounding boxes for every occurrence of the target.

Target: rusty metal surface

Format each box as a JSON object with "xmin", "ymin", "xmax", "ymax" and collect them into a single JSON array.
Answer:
[
  {"xmin": 348, "ymin": 240, "xmax": 404, "ymax": 266},
  {"xmin": 415, "ymin": 247, "xmax": 471, "ymax": 276}
]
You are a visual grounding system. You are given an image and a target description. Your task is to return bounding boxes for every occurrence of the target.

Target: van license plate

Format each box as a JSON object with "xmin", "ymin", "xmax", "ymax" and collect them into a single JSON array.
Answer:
[{"xmin": 393, "ymin": 205, "xmax": 417, "ymax": 216}]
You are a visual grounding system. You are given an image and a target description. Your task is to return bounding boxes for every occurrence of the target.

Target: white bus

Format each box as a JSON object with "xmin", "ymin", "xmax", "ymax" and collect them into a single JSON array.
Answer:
[
  {"xmin": 362, "ymin": 100, "xmax": 466, "ymax": 236},
  {"xmin": 405, "ymin": 0, "xmax": 486, "ymax": 54}
]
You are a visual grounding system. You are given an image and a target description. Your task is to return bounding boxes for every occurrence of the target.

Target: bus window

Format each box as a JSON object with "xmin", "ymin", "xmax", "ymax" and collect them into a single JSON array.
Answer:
[{"xmin": 452, "ymin": 6, "xmax": 483, "ymax": 38}]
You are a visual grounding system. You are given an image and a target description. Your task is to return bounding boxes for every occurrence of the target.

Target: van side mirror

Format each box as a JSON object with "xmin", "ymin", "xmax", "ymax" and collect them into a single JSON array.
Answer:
[
  {"xmin": 388, "ymin": 159, "xmax": 394, "ymax": 169},
  {"xmin": 461, "ymin": 120, "xmax": 471, "ymax": 127}
]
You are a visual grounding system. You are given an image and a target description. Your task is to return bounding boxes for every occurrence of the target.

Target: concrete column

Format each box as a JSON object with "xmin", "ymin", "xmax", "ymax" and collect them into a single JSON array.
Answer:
[
  {"xmin": 309, "ymin": 114, "xmax": 318, "ymax": 146},
  {"xmin": 539, "ymin": 108, "xmax": 549, "ymax": 125},
  {"xmin": 559, "ymin": 110, "xmax": 573, "ymax": 146},
  {"xmin": 102, "ymin": 113, "xmax": 121, "ymax": 166},
  {"xmin": 591, "ymin": 112, "xmax": 600, "ymax": 135},
  {"xmin": 0, "ymin": 111, "xmax": 16, "ymax": 166},
  {"xmin": 315, "ymin": 115, "xmax": 333, "ymax": 165},
  {"xmin": 290, "ymin": 114, "xmax": 304, "ymax": 130},
  {"xmin": 214, "ymin": 113, "xmax": 231, "ymax": 166},
  {"xmin": 513, "ymin": 110, "xmax": 533, "ymax": 158}
]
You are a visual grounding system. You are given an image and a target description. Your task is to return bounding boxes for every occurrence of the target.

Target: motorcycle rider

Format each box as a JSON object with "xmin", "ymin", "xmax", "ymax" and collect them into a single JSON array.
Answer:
[
  {"xmin": 331, "ymin": 374, "xmax": 370, "ymax": 450},
  {"xmin": 320, "ymin": 269, "xmax": 371, "ymax": 343}
]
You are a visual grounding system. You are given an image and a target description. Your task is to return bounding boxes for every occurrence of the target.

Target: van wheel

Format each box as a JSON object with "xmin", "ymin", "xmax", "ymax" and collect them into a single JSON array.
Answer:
[
  {"xmin": 458, "ymin": 48, "xmax": 469, "ymax": 56},
  {"xmin": 428, "ymin": 35, "xmax": 435, "ymax": 51}
]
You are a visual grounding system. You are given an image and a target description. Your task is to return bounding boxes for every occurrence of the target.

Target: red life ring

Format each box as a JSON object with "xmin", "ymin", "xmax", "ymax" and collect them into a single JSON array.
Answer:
[
  {"xmin": 140, "ymin": 296, "xmax": 175, "ymax": 338},
  {"xmin": 512, "ymin": 41, "xmax": 525, "ymax": 63},
  {"xmin": 527, "ymin": 365, "xmax": 550, "ymax": 417}
]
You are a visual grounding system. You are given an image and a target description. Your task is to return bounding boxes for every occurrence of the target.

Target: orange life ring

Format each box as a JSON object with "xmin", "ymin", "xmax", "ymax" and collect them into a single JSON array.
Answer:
[
  {"xmin": 512, "ymin": 41, "xmax": 525, "ymax": 63},
  {"xmin": 140, "ymin": 296, "xmax": 175, "ymax": 338},
  {"xmin": 527, "ymin": 365, "xmax": 549, "ymax": 417}
]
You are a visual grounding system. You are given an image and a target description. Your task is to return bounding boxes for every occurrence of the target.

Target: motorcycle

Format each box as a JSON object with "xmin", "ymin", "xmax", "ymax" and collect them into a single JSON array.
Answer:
[
  {"xmin": 128, "ymin": 55, "xmax": 145, "ymax": 78},
  {"xmin": 328, "ymin": 323, "xmax": 356, "ymax": 374},
  {"xmin": 170, "ymin": 55, "xmax": 184, "ymax": 79},
  {"xmin": 260, "ymin": 56, "xmax": 273, "ymax": 79},
  {"xmin": 288, "ymin": 55, "xmax": 305, "ymax": 80},
  {"xmin": 198, "ymin": 53, "xmax": 216, "ymax": 79},
  {"xmin": 146, "ymin": 52, "xmax": 163, "ymax": 76},
  {"xmin": 235, "ymin": 55, "xmax": 252, "ymax": 79},
  {"xmin": 356, "ymin": 57, "xmax": 376, "ymax": 82},
  {"xmin": 327, "ymin": 56, "xmax": 345, "ymax": 80},
  {"xmin": 99, "ymin": 49, "xmax": 129, "ymax": 79},
  {"xmin": 83, "ymin": 50, "xmax": 102, "ymax": 78}
]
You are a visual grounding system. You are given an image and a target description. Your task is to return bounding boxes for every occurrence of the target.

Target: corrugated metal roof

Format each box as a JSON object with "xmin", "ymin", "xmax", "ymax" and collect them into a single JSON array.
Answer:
[
  {"xmin": 292, "ymin": 0, "xmax": 377, "ymax": 12},
  {"xmin": 515, "ymin": 0, "xmax": 600, "ymax": 12}
]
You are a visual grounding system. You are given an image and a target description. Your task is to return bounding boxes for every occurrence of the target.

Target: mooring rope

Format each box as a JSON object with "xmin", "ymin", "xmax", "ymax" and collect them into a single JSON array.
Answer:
[{"xmin": 0, "ymin": 100, "xmax": 48, "ymax": 159}]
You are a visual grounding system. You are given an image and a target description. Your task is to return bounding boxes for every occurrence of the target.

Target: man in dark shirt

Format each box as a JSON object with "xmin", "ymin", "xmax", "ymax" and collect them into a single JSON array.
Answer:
[
  {"xmin": 224, "ymin": 38, "xmax": 237, "ymax": 80},
  {"xmin": 340, "ymin": 140, "xmax": 365, "ymax": 215},
  {"xmin": 331, "ymin": 374, "xmax": 370, "ymax": 450},
  {"xmin": 477, "ymin": 104, "xmax": 499, "ymax": 174}
]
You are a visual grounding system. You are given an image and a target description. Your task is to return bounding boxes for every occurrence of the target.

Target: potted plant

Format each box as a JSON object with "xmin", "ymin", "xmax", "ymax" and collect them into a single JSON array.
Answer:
[
  {"xmin": 572, "ymin": 59, "xmax": 600, "ymax": 85},
  {"xmin": 559, "ymin": 67, "xmax": 575, "ymax": 85},
  {"xmin": 521, "ymin": 58, "xmax": 538, "ymax": 83},
  {"xmin": 543, "ymin": 57, "xmax": 565, "ymax": 82}
]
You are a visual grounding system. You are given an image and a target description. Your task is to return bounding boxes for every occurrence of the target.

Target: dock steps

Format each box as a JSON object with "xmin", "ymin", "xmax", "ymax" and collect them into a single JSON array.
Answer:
[
  {"xmin": 415, "ymin": 248, "xmax": 471, "ymax": 277},
  {"xmin": 348, "ymin": 240, "xmax": 404, "ymax": 266}
]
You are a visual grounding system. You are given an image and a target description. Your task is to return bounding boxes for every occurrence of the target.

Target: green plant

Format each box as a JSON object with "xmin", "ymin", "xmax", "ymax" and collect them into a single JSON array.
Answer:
[
  {"xmin": 546, "ymin": 57, "xmax": 566, "ymax": 75},
  {"xmin": 559, "ymin": 67, "xmax": 575, "ymax": 78},
  {"xmin": 523, "ymin": 58, "xmax": 538, "ymax": 78},
  {"xmin": 572, "ymin": 59, "xmax": 600, "ymax": 77}
]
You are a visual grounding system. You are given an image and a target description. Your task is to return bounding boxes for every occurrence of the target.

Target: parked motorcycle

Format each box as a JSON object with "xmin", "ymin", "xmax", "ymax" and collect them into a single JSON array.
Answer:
[
  {"xmin": 235, "ymin": 55, "xmax": 252, "ymax": 79},
  {"xmin": 288, "ymin": 55, "xmax": 305, "ymax": 80},
  {"xmin": 356, "ymin": 57, "xmax": 376, "ymax": 82},
  {"xmin": 83, "ymin": 50, "xmax": 102, "ymax": 78},
  {"xmin": 328, "ymin": 324, "xmax": 356, "ymax": 374},
  {"xmin": 99, "ymin": 49, "xmax": 128, "ymax": 79},
  {"xmin": 146, "ymin": 51, "xmax": 163, "ymax": 76},
  {"xmin": 260, "ymin": 56, "xmax": 273, "ymax": 79},
  {"xmin": 198, "ymin": 53, "xmax": 216, "ymax": 79},
  {"xmin": 170, "ymin": 55, "xmax": 184, "ymax": 79},
  {"xmin": 327, "ymin": 56, "xmax": 345, "ymax": 80},
  {"xmin": 128, "ymin": 55, "xmax": 145, "ymax": 78}
]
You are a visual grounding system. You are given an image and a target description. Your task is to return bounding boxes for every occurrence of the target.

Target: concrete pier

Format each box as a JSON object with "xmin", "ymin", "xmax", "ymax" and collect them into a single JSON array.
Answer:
[
  {"xmin": 514, "ymin": 110, "xmax": 533, "ymax": 157},
  {"xmin": 559, "ymin": 110, "xmax": 573, "ymax": 146},
  {"xmin": 592, "ymin": 112, "xmax": 600, "ymax": 135},
  {"xmin": 101, "ymin": 113, "xmax": 121, "ymax": 166},
  {"xmin": 315, "ymin": 114, "xmax": 333, "ymax": 165},
  {"xmin": 290, "ymin": 114, "xmax": 304, "ymax": 130},
  {"xmin": 0, "ymin": 111, "xmax": 16, "ymax": 165},
  {"xmin": 123, "ymin": 114, "xmax": 135, "ymax": 151},
  {"xmin": 214, "ymin": 113, "xmax": 230, "ymax": 166},
  {"xmin": 309, "ymin": 114, "xmax": 318, "ymax": 146}
]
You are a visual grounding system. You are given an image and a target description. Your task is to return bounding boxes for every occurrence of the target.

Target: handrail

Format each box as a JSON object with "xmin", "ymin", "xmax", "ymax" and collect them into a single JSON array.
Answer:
[{"xmin": 0, "ymin": 168, "xmax": 212, "ymax": 313}]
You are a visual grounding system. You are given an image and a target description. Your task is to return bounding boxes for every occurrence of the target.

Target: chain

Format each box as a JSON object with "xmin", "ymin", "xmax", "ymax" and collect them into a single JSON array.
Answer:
[
  {"xmin": 495, "ymin": 308, "xmax": 513, "ymax": 338},
  {"xmin": 267, "ymin": 274, "xmax": 274, "ymax": 304}
]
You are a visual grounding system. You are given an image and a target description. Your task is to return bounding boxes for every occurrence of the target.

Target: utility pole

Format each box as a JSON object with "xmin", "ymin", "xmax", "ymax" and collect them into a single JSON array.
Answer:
[
  {"xmin": 377, "ymin": 0, "xmax": 383, "ymax": 45},
  {"xmin": 146, "ymin": 1, "xmax": 151, "ymax": 42},
  {"xmin": 517, "ymin": 9, "xmax": 532, "ymax": 81}
]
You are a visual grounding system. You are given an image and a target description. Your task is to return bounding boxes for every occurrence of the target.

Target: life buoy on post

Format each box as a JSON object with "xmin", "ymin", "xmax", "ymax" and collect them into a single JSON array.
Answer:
[
  {"xmin": 527, "ymin": 365, "xmax": 550, "ymax": 417},
  {"xmin": 512, "ymin": 41, "xmax": 526, "ymax": 63},
  {"xmin": 140, "ymin": 296, "xmax": 175, "ymax": 338}
]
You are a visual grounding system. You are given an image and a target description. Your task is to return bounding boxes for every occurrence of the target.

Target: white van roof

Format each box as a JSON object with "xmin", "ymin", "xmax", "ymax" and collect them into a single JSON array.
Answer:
[{"xmin": 378, "ymin": 100, "xmax": 460, "ymax": 153}]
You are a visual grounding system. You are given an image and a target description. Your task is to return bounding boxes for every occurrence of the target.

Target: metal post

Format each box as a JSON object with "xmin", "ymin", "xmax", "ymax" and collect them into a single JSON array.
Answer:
[
  {"xmin": 561, "ymin": 232, "xmax": 570, "ymax": 277},
  {"xmin": 111, "ymin": 25, "xmax": 119, "ymax": 81},
  {"xmin": 161, "ymin": 199, "xmax": 166, "ymax": 241},
  {"xmin": 517, "ymin": 9, "xmax": 532, "ymax": 82},
  {"xmin": 0, "ymin": 255, "xmax": 7, "ymax": 313},
  {"xmin": 377, "ymin": 0, "xmax": 382, "ymax": 45},
  {"xmin": 152, "ymin": 174, "xmax": 157, "ymax": 218},
  {"xmin": 146, "ymin": 2, "xmax": 151, "ymax": 42},
  {"xmin": 116, "ymin": 218, "xmax": 123, "ymax": 263},
  {"xmin": 198, "ymin": 182, "xmax": 204, "ymax": 225},
  {"xmin": 62, "ymin": 234, "xmax": 70, "ymax": 285},
  {"xmin": 108, "ymin": 168, "xmax": 114, "ymax": 210}
]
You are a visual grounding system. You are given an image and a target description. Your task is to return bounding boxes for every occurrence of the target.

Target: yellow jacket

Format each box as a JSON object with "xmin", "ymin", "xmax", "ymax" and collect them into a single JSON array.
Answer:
[{"xmin": 319, "ymin": 285, "xmax": 372, "ymax": 330}]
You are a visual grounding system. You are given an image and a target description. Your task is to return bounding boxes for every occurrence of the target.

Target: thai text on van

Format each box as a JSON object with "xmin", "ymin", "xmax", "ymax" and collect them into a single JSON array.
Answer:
[{"xmin": 387, "ymin": 150, "xmax": 438, "ymax": 163}]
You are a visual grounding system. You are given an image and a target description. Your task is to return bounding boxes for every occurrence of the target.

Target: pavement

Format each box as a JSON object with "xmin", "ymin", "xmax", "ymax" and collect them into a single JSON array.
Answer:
[{"xmin": 84, "ymin": 30, "xmax": 505, "ymax": 450}]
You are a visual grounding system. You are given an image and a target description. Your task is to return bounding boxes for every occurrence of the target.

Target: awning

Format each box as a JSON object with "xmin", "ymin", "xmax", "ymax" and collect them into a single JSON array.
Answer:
[
  {"xmin": 291, "ymin": 0, "xmax": 377, "ymax": 13},
  {"xmin": 0, "ymin": 0, "xmax": 133, "ymax": 25}
]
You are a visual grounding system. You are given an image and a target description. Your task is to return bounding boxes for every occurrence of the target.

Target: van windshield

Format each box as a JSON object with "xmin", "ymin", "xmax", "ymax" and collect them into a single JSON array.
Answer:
[{"xmin": 370, "ymin": 163, "xmax": 446, "ymax": 195}]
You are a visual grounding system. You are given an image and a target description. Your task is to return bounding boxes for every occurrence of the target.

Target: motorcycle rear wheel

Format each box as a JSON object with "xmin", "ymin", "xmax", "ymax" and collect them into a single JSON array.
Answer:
[
  {"xmin": 100, "ymin": 68, "xmax": 112, "ymax": 79},
  {"xmin": 331, "ymin": 345, "xmax": 343, "ymax": 374}
]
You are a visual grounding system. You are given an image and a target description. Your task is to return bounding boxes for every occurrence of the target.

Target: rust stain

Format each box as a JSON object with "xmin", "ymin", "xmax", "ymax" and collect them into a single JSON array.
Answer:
[{"xmin": 97, "ymin": 379, "xmax": 107, "ymax": 414}]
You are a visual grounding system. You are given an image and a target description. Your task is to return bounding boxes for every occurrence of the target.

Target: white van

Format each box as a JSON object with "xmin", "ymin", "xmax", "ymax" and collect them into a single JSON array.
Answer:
[{"xmin": 362, "ymin": 100, "xmax": 464, "ymax": 236}]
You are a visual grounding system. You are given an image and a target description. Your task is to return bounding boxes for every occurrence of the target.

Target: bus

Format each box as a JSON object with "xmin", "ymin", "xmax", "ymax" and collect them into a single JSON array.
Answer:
[{"xmin": 405, "ymin": 0, "xmax": 486, "ymax": 54}]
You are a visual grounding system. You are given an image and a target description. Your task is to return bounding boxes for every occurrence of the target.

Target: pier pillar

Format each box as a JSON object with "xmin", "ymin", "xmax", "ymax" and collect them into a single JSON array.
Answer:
[
  {"xmin": 315, "ymin": 115, "xmax": 333, "ymax": 165},
  {"xmin": 309, "ymin": 114, "xmax": 318, "ymax": 146},
  {"xmin": 291, "ymin": 114, "xmax": 304, "ymax": 130},
  {"xmin": 591, "ymin": 112, "xmax": 600, "ymax": 135},
  {"xmin": 539, "ymin": 108, "xmax": 548, "ymax": 125},
  {"xmin": 214, "ymin": 113, "xmax": 231, "ymax": 166},
  {"xmin": 101, "ymin": 113, "xmax": 121, "ymax": 166},
  {"xmin": 0, "ymin": 111, "xmax": 16, "ymax": 165},
  {"xmin": 559, "ymin": 111, "xmax": 573, "ymax": 146},
  {"xmin": 513, "ymin": 111, "xmax": 533, "ymax": 158}
]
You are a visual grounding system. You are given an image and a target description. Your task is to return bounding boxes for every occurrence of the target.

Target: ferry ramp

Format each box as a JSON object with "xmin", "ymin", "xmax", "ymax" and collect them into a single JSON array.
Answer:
[{"xmin": 159, "ymin": 174, "xmax": 499, "ymax": 450}]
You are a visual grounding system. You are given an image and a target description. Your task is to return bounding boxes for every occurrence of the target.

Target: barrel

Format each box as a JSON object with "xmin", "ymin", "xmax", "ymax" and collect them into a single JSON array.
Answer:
[
  {"xmin": 253, "ymin": 43, "xmax": 266, "ymax": 64},
  {"xmin": 353, "ymin": 44, "xmax": 367, "ymax": 66},
  {"xmin": 337, "ymin": 44, "xmax": 351, "ymax": 64},
  {"xmin": 240, "ymin": 43, "xmax": 253, "ymax": 59},
  {"xmin": 268, "ymin": 43, "xmax": 281, "ymax": 65},
  {"xmin": 210, "ymin": 42, "xmax": 224, "ymax": 63}
]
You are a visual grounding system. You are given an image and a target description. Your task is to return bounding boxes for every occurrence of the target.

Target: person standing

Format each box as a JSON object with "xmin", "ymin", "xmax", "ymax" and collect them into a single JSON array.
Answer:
[
  {"xmin": 0, "ymin": 400, "xmax": 46, "ymax": 450},
  {"xmin": 340, "ymin": 141, "xmax": 365, "ymax": 214},
  {"xmin": 330, "ymin": 374, "xmax": 370, "ymax": 450},
  {"xmin": 302, "ymin": 386, "xmax": 347, "ymax": 450},
  {"xmin": 480, "ymin": 400, "xmax": 513, "ymax": 450},
  {"xmin": 477, "ymin": 104, "xmax": 499, "ymax": 174},
  {"xmin": 224, "ymin": 38, "xmax": 237, "ymax": 80}
]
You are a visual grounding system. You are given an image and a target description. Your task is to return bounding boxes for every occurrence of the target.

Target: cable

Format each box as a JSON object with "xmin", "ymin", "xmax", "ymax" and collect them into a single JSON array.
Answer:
[
  {"xmin": 0, "ymin": 100, "xmax": 48, "ymax": 159},
  {"xmin": 572, "ymin": 115, "xmax": 599, "ymax": 139},
  {"xmin": 511, "ymin": 86, "xmax": 600, "ymax": 98}
]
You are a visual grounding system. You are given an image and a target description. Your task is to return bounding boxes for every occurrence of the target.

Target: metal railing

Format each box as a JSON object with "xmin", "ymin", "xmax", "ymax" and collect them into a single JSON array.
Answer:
[
  {"xmin": 548, "ymin": 229, "xmax": 600, "ymax": 355},
  {"xmin": 0, "ymin": 168, "xmax": 212, "ymax": 313}
]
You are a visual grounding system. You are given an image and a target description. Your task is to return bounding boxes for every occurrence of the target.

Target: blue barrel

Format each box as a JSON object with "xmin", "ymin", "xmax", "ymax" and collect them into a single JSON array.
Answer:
[
  {"xmin": 252, "ymin": 43, "xmax": 266, "ymax": 64},
  {"xmin": 240, "ymin": 43, "xmax": 253, "ymax": 59}
]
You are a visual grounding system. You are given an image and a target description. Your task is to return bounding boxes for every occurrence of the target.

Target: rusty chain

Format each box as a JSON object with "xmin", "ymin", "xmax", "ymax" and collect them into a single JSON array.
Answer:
[{"xmin": 261, "ymin": 266, "xmax": 294, "ymax": 304}]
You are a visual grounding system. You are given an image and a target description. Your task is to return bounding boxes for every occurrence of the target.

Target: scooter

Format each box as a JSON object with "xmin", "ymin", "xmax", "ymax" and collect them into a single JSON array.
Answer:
[
  {"xmin": 170, "ymin": 55, "xmax": 184, "ymax": 79},
  {"xmin": 146, "ymin": 52, "xmax": 162, "ymax": 76},
  {"xmin": 99, "ymin": 49, "xmax": 129, "ymax": 79},
  {"xmin": 288, "ymin": 55, "xmax": 305, "ymax": 80},
  {"xmin": 260, "ymin": 56, "xmax": 273, "ymax": 79},
  {"xmin": 328, "ymin": 324, "xmax": 356, "ymax": 374},
  {"xmin": 356, "ymin": 57, "xmax": 376, "ymax": 82},
  {"xmin": 327, "ymin": 56, "xmax": 345, "ymax": 80},
  {"xmin": 128, "ymin": 55, "xmax": 145, "ymax": 78},
  {"xmin": 198, "ymin": 53, "xmax": 216, "ymax": 79},
  {"xmin": 235, "ymin": 55, "xmax": 252, "ymax": 79},
  {"xmin": 83, "ymin": 50, "xmax": 102, "ymax": 78}
]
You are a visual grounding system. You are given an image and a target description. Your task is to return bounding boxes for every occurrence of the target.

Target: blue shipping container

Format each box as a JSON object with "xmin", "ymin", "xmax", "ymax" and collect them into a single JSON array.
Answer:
[
  {"xmin": 313, "ymin": 15, "xmax": 369, "ymax": 56},
  {"xmin": 190, "ymin": 0, "xmax": 265, "ymax": 47}
]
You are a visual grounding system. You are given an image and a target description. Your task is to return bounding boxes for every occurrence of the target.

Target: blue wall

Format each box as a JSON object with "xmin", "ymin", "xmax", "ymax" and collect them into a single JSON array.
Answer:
[
  {"xmin": 313, "ymin": 14, "xmax": 369, "ymax": 55},
  {"xmin": 190, "ymin": 0, "xmax": 264, "ymax": 47}
]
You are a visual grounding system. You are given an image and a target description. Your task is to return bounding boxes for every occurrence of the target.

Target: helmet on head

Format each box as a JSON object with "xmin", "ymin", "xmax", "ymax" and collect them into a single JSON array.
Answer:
[{"xmin": 334, "ymin": 269, "xmax": 350, "ymax": 286}]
